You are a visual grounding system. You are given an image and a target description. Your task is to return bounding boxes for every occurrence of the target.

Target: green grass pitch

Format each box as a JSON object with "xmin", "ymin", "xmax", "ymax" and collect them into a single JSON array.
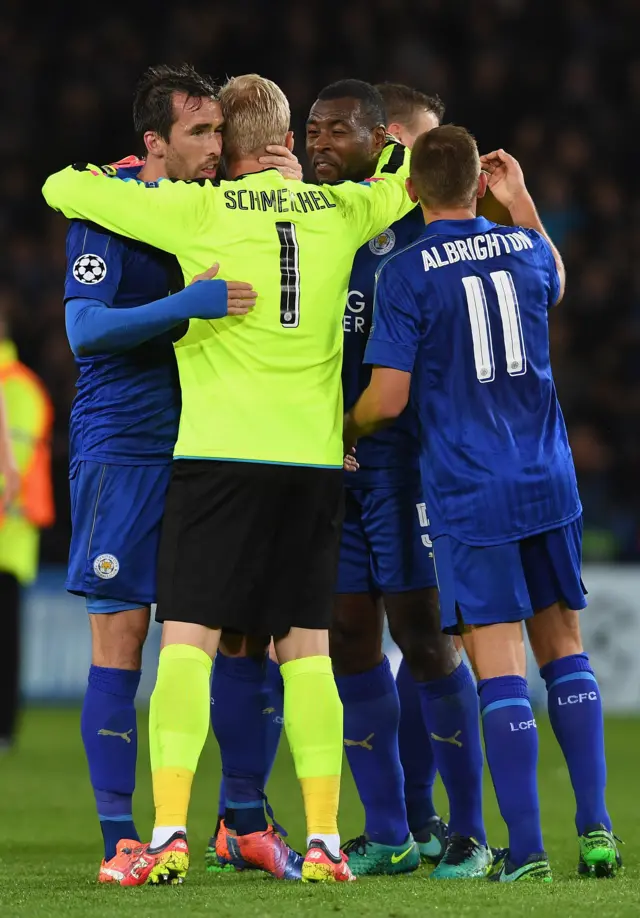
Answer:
[{"xmin": 2, "ymin": 709, "xmax": 639, "ymax": 917}]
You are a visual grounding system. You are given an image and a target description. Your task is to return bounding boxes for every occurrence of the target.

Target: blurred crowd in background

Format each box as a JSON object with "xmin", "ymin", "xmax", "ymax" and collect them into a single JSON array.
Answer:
[{"xmin": 1, "ymin": 0, "xmax": 638, "ymax": 563}]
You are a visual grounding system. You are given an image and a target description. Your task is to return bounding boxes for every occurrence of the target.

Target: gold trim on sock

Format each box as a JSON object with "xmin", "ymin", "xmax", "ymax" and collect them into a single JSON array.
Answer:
[
  {"xmin": 300, "ymin": 775, "xmax": 340, "ymax": 836},
  {"xmin": 153, "ymin": 766, "xmax": 194, "ymax": 827}
]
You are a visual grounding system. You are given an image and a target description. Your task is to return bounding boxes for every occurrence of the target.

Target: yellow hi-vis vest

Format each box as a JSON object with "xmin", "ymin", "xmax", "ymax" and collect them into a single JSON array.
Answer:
[{"xmin": 0, "ymin": 340, "xmax": 54, "ymax": 584}]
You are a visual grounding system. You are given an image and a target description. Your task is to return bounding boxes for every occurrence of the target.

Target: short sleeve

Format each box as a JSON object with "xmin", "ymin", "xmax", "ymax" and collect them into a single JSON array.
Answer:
[
  {"xmin": 64, "ymin": 221, "xmax": 123, "ymax": 306},
  {"xmin": 364, "ymin": 256, "xmax": 422, "ymax": 372},
  {"xmin": 523, "ymin": 228, "xmax": 561, "ymax": 308}
]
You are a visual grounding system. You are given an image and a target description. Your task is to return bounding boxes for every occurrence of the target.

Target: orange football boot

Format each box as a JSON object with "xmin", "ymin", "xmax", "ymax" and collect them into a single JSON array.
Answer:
[
  {"xmin": 117, "ymin": 831, "xmax": 189, "ymax": 886},
  {"xmin": 302, "ymin": 839, "xmax": 356, "ymax": 883},
  {"xmin": 98, "ymin": 839, "xmax": 146, "ymax": 884},
  {"xmin": 226, "ymin": 825, "xmax": 303, "ymax": 880},
  {"xmin": 208, "ymin": 818, "xmax": 254, "ymax": 871}
]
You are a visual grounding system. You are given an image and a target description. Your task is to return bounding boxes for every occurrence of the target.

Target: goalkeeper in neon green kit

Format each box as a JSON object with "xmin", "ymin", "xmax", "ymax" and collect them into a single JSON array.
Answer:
[{"xmin": 43, "ymin": 73, "xmax": 413, "ymax": 886}]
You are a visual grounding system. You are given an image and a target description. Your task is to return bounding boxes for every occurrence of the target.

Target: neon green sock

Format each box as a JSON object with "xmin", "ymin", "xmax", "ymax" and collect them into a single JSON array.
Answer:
[
  {"xmin": 149, "ymin": 643, "xmax": 212, "ymax": 827},
  {"xmin": 280, "ymin": 655, "xmax": 343, "ymax": 836}
]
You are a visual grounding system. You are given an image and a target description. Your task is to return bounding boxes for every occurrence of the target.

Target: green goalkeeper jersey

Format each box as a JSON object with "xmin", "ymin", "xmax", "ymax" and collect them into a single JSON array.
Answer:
[{"xmin": 43, "ymin": 143, "xmax": 411, "ymax": 468}]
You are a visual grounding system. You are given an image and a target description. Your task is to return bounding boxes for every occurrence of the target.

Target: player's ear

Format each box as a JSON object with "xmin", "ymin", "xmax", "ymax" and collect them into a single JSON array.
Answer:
[
  {"xmin": 406, "ymin": 177, "xmax": 419, "ymax": 204},
  {"xmin": 386, "ymin": 122, "xmax": 404, "ymax": 144},
  {"xmin": 372, "ymin": 124, "xmax": 387, "ymax": 153},
  {"xmin": 285, "ymin": 130, "xmax": 294, "ymax": 152},
  {"xmin": 477, "ymin": 170, "xmax": 488, "ymax": 200},
  {"xmin": 143, "ymin": 130, "xmax": 165, "ymax": 158}
]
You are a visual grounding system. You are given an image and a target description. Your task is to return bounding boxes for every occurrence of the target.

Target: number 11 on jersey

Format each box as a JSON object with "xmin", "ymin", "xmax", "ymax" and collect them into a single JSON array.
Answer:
[{"xmin": 462, "ymin": 270, "xmax": 526, "ymax": 382}]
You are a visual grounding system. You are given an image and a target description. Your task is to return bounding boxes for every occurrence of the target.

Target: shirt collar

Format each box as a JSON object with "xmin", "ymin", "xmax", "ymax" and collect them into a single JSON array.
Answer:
[
  {"xmin": 228, "ymin": 167, "xmax": 280, "ymax": 182},
  {"xmin": 421, "ymin": 216, "xmax": 496, "ymax": 237}
]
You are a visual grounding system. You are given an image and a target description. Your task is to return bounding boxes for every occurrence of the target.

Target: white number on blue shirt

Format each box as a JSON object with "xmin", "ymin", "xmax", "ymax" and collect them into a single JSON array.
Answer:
[
  {"xmin": 462, "ymin": 270, "xmax": 526, "ymax": 383},
  {"xmin": 276, "ymin": 221, "xmax": 300, "ymax": 328}
]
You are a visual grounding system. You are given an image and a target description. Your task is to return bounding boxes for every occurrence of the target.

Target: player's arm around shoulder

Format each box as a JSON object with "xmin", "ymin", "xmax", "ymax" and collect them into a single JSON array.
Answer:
[
  {"xmin": 365, "ymin": 252, "xmax": 423, "ymax": 375},
  {"xmin": 65, "ymin": 263, "xmax": 256, "ymax": 357},
  {"xmin": 43, "ymin": 163, "xmax": 213, "ymax": 256},
  {"xmin": 325, "ymin": 141, "xmax": 414, "ymax": 248},
  {"xmin": 343, "ymin": 254, "xmax": 419, "ymax": 451},
  {"xmin": 480, "ymin": 148, "xmax": 565, "ymax": 305}
]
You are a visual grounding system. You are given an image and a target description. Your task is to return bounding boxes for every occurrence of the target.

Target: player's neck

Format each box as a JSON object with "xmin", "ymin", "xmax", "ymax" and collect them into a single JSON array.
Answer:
[
  {"xmin": 225, "ymin": 156, "xmax": 269, "ymax": 179},
  {"xmin": 421, "ymin": 203, "xmax": 477, "ymax": 224},
  {"xmin": 136, "ymin": 159, "xmax": 166, "ymax": 184}
]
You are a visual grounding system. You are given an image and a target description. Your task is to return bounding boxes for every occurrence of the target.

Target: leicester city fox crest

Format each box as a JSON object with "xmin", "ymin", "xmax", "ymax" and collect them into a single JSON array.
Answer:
[{"xmin": 369, "ymin": 228, "xmax": 396, "ymax": 256}]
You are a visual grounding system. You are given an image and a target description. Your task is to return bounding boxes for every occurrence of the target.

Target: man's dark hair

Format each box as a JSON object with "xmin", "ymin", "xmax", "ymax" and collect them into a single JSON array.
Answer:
[
  {"xmin": 410, "ymin": 125, "xmax": 480, "ymax": 209},
  {"xmin": 316, "ymin": 79, "xmax": 386, "ymax": 127},
  {"xmin": 133, "ymin": 64, "xmax": 219, "ymax": 141},
  {"xmin": 376, "ymin": 82, "xmax": 445, "ymax": 129}
]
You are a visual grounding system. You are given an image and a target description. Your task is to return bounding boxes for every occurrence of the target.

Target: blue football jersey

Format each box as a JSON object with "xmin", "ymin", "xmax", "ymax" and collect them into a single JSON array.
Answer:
[
  {"xmin": 365, "ymin": 216, "xmax": 581, "ymax": 546},
  {"xmin": 342, "ymin": 205, "xmax": 425, "ymax": 486},
  {"xmin": 64, "ymin": 163, "xmax": 182, "ymax": 466}
]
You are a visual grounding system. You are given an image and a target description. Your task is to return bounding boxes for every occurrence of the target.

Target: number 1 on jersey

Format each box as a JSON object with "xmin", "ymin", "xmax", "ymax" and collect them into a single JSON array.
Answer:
[
  {"xmin": 276, "ymin": 221, "xmax": 300, "ymax": 328},
  {"xmin": 462, "ymin": 270, "xmax": 526, "ymax": 382}
]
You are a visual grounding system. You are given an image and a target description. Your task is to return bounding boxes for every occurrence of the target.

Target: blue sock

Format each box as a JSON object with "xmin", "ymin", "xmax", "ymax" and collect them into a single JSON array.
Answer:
[
  {"xmin": 478, "ymin": 675, "xmax": 544, "ymax": 866},
  {"xmin": 540, "ymin": 653, "xmax": 611, "ymax": 834},
  {"xmin": 214, "ymin": 659, "xmax": 283, "ymax": 823},
  {"xmin": 211, "ymin": 653, "xmax": 268, "ymax": 835},
  {"xmin": 417, "ymin": 661, "xmax": 486, "ymax": 843},
  {"xmin": 264, "ymin": 657, "xmax": 284, "ymax": 785},
  {"xmin": 80, "ymin": 666, "xmax": 141, "ymax": 861},
  {"xmin": 217, "ymin": 777, "xmax": 226, "ymax": 821},
  {"xmin": 336, "ymin": 656, "xmax": 409, "ymax": 845},
  {"xmin": 396, "ymin": 657, "xmax": 437, "ymax": 832}
]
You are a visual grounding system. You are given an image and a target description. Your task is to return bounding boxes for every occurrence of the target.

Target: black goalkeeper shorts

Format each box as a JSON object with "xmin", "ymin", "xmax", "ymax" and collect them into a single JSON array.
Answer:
[{"xmin": 155, "ymin": 459, "xmax": 344, "ymax": 636}]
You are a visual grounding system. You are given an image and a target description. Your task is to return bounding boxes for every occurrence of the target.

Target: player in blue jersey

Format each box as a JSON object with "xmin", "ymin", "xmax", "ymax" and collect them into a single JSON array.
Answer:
[
  {"xmin": 305, "ymin": 81, "xmax": 489, "ymax": 878},
  {"xmin": 345, "ymin": 126, "xmax": 619, "ymax": 881},
  {"xmin": 63, "ymin": 64, "xmax": 264, "ymax": 884}
]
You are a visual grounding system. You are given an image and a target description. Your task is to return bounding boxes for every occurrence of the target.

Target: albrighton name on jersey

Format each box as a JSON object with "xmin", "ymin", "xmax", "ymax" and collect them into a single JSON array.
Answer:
[
  {"xmin": 419, "ymin": 228, "xmax": 536, "ymax": 271},
  {"xmin": 43, "ymin": 143, "xmax": 412, "ymax": 469}
]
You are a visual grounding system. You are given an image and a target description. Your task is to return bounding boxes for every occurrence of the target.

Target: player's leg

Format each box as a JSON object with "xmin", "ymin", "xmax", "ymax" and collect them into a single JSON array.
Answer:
[
  {"xmin": 130, "ymin": 619, "xmax": 220, "ymax": 886},
  {"xmin": 386, "ymin": 588, "xmax": 487, "ymax": 877},
  {"xmin": 522, "ymin": 520, "xmax": 619, "ymax": 878},
  {"xmin": 378, "ymin": 485, "xmax": 485, "ymax": 875},
  {"xmin": 105, "ymin": 460, "xmax": 222, "ymax": 885},
  {"xmin": 83, "ymin": 604, "xmax": 149, "ymax": 877},
  {"xmin": 275, "ymin": 626, "xmax": 352, "ymax": 882},
  {"xmin": 331, "ymin": 490, "xmax": 415, "ymax": 875},
  {"xmin": 68, "ymin": 461, "xmax": 166, "ymax": 879},
  {"xmin": 395, "ymin": 657, "xmax": 439, "ymax": 850},
  {"xmin": 264, "ymin": 640, "xmax": 285, "ymax": 780},
  {"xmin": 465, "ymin": 623, "xmax": 548, "ymax": 881},
  {"xmin": 212, "ymin": 634, "xmax": 283, "ymax": 831},
  {"xmin": 267, "ymin": 465, "xmax": 352, "ymax": 882},
  {"xmin": 333, "ymin": 593, "xmax": 418, "ymax": 873},
  {"xmin": 436, "ymin": 535, "xmax": 551, "ymax": 882},
  {"xmin": 214, "ymin": 623, "xmax": 315, "ymax": 881},
  {"xmin": 332, "ymin": 591, "xmax": 408, "ymax": 848},
  {"xmin": 207, "ymin": 631, "xmax": 280, "ymax": 873}
]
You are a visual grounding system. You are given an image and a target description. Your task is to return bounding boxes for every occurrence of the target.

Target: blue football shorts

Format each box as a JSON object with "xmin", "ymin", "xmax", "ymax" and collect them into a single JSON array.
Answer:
[
  {"xmin": 66, "ymin": 460, "xmax": 172, "ymax": 612},
  {"xmin": 336, "ymin": 479, "xmax": 438, "ymax": 594},
  {"xmin": 434, "ymin": 515, "xmax": 587, "ymax": 633}
]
